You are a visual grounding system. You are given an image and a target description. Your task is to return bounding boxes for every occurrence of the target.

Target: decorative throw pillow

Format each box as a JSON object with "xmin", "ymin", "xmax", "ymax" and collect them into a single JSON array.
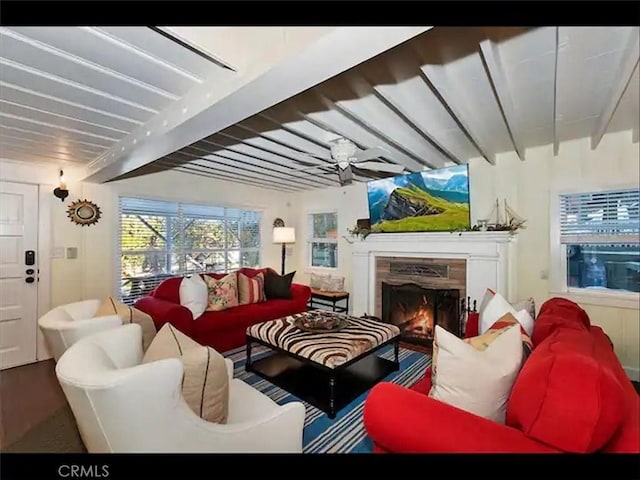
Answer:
[
  {"xmin": 179, "ymin": 274, "xmax": 208, "ymax": 319},
  {"xmin": 325, "ymin": 275, "xmax": 345, "ymax": 292},
  {"xmin": 512, "ymin": 297, "xmax": 536, "ymax": 321},
  {"xmin": 238, "ymin": 271, "xmax": 266, "ymax": 305},
  {"xmin": 429, "ymin": 324, "xmax": 524, "ymax": 423},
  {"xmin": 95, "ymin": 297, "xmax": 156, "ymax": 352},
  {"xmin": 479, "ymin": 290, "xmax": 535, "ymax": 337},
  {"xmin": 203, "ymin": 273, "xmax": 238, "ymax": 311},
  {"xmin": 484, "ymin": 312, "xmax": 534, "ymax": 359},
  {"xmin": 264, "ymin": 270, "xmax": 295, "ymax": 299},
  {"xmin": 310, "ymin": 272, "xmax": 330, "ymax": 290},
  {"xmin": 142, "ymin": 324, "xmax": 229, "ymax": 424}
]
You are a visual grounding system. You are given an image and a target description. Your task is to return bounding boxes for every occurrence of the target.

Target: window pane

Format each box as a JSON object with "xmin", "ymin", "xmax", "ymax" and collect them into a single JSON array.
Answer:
[
  {"xmin": 241, "ymin": 249, "xmax": 260, "ymax": 267},
  {"xmin": 183, "ymin": 217, "xmax": 225, "ymax": 249},
  {"xmin": 567, "ymin": 244, "xmax": 640, "ymax": 293},
  {"xmin": 121, "ymin": 215, "xmax": 167, "ymax": 251},
  {"xmin": 312, "ymin": 242, "xmax": 338, "ymax": 268},
  {"xmin": 313, "ymin": 213, "xmax": 338, "ymax": 239}
]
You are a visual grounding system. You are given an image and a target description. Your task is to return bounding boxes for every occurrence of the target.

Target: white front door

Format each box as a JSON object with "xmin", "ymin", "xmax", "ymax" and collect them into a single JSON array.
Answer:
[{"xmin": 0, "ymin": 181, "xmax": 38, "ymax": 369}]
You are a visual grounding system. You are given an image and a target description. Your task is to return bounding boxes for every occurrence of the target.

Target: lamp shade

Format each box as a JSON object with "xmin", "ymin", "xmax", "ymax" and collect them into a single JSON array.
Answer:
[{"xmin": 273, "ymin": 227, "xmax": 295, "ymax": 244}]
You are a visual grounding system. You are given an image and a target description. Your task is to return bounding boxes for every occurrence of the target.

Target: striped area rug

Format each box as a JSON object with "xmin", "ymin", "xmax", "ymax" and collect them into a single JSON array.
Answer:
[{"xmin": 223, "ymin": 344, "xmax": 431, "ymax": 453}]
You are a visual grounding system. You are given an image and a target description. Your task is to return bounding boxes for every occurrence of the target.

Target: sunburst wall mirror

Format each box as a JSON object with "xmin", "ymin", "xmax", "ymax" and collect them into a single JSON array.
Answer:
[{"xmin": 67, "ymin": 199, "xmax": 102, "ymax": 227}]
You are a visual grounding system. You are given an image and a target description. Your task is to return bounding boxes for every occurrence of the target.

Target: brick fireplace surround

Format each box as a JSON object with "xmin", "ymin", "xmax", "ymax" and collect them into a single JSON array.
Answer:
[{"xmin": 351, "ymin": 231, "xmax": 516, "ymax": 334}]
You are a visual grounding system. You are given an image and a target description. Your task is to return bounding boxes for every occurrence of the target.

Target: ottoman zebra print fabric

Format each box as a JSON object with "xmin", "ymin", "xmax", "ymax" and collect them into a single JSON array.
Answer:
[{"xmin": 246, "ymin": 313, "xmax": 400, "ymax": 369}]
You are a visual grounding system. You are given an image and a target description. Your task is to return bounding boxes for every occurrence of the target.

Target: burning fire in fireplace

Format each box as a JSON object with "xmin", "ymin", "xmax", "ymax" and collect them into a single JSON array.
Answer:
[
  {"xmin": 382, "ymin": 282, "xmax": 460, "ymax": 348},
  {"xmin": 405, "ymin": 295, "xmax": 435, "ymax": 340}
]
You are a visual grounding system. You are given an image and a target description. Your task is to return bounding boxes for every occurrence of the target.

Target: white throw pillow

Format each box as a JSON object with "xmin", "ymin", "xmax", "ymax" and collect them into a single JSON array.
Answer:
[
  {"xmin": 514, "ymin": 308, "xmax": 535, "ymax": 337},
  {"xmin": 429, "ymin": 324, "xmax": 523, "ymax": 423},
  {"xmin": 179, "ymin": 274, "xmax": 208, "ymax": 319}
]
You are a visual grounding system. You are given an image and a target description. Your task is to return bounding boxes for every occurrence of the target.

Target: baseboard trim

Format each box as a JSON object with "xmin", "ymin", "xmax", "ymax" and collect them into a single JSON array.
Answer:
[{"xmin": 624, "ymin": 366, "xmax": 640, "ymax": 382}]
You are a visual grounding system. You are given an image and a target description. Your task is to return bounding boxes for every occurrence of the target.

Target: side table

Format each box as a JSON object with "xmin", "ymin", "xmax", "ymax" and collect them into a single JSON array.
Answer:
[{"xmin": 308, "ymin": 288, "xmax": 350, "ymax": 313}]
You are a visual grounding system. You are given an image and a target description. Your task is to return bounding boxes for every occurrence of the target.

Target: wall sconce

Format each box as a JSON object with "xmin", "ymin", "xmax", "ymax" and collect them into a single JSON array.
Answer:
[{"xmin": 53, "ymin": 169, "xmax": 69, "ymax": 202}]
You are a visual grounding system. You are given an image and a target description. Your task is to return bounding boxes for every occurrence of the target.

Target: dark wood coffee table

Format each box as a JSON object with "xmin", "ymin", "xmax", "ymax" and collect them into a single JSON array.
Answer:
[{"xmin": 245, "ymin": 312, "xmax": 401, "ymax": 419}]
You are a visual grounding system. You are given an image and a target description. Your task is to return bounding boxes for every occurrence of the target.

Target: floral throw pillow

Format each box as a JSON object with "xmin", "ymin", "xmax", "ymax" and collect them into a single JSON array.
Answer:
[{"xmin": 203, "ymin": 273, "xmax": 239, "ymax": 311}]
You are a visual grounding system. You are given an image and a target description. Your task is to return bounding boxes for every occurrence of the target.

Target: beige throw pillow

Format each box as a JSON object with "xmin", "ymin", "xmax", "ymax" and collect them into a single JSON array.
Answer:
[
  {"xmin": 203, "ymin": 273, "xmax": 239, "ymax": 311},
  {"xmin": 142, "ymin": 323, "xmax": 229, "ymax": 424},
  {"xmin": 428, "ymin": 324, "xmax": 523, "ymax": 424},
  {"xmin": 95, "ymin": 297, "xmax": 156, "ymax": 352}
]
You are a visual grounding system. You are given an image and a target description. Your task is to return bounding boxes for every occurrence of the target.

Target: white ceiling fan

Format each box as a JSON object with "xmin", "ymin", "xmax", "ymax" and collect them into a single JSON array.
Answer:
[{"xmin": 293, "ymin": 138, "xmax": 407, "ymax": 185}]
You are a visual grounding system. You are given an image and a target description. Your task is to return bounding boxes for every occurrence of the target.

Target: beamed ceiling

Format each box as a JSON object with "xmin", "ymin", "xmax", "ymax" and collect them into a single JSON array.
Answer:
[{"xmin": 1, "ymin": 26, "xmax": 638, "ymax": 193}]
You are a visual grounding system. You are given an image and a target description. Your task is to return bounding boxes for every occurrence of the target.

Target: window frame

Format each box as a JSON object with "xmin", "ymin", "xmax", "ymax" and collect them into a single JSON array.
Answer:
[
  {"xmin": 550, "ymin": 185, "xmax": 639, "ymax": 309},
  {"xmin": 307, "ymin": 211, "xmax": 339, "ymax": 270},
  {"xmin": 116, "ymin": 195, "xmax": 263, "ymax": 304}
]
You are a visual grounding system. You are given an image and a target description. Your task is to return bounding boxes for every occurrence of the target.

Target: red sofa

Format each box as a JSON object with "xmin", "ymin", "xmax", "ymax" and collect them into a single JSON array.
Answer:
[
  {"xmin": 135, "ymin": 267, "xmax": 311, "ymax": 352},
  {"xmin": 363, "ymin": 297, "xmax": 640, "ymax": 453}
]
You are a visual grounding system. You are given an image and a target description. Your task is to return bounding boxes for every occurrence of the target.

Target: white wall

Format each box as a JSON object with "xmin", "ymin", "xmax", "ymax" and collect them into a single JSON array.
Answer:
[
  {"xmin": 1, "ymin": 161, "xmax": 294, "ymax": 359},
  {"xmin": 290, "ymin": 130, "xmax": 640, "ymax": 378}
]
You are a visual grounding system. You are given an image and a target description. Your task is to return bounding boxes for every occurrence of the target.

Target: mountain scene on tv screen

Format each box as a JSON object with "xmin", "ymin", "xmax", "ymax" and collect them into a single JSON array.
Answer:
[{"xmin": 367, "ymin": 164, "xmax": 470, "ymax": 232}]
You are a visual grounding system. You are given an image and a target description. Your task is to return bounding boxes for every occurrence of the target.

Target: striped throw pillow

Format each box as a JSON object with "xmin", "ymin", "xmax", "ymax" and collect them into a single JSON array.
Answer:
[
  {"xmin": 143, "ymin": 324, "xmax": 229, "ymax": 424},
  {"xmin": 95, "ymin": 297, "xmax": 156, "ymax": 352},
  {"xmin": 238, "ymin": 271, "xmax": 266, "ymax": 305}
]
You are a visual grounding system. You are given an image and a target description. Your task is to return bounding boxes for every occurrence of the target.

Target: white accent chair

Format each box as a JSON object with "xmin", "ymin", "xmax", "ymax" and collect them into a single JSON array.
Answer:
[
  {"xmin": 38, "ymin": 299, "xmax": 123, "ymax": 361},
  {"xmin": 55, "ymin": 324, "xmax": 306, "ymax": 453}
]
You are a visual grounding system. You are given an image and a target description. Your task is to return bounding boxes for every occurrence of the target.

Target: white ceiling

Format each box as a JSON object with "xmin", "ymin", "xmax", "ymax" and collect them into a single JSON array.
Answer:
[
  {"xmin": 1, "ymin": 26, "xmax": 638, "ymax": 193},
  {"xmin": 0, "ymin": 26, "xmax": 234, "ymax": 166}
]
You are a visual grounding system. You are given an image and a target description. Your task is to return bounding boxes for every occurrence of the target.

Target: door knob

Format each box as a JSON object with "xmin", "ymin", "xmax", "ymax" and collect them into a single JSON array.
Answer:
[
  {"xmin": 26, "ymin": 268, "xmax": 34, "ymax": 275},
  {"xmin": 25, "ymin": 277, "xmax": 35, "ymax": 284}
]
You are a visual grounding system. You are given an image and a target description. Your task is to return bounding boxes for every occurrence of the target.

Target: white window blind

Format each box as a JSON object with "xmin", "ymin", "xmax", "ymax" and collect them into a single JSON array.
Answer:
[
  {"xmin": 560, "ymin": 188, "xmax": 640, "ymax": 244},
  {"xmin": 118, "ymin": 197, "xmax": 261, "ymax": 305}
]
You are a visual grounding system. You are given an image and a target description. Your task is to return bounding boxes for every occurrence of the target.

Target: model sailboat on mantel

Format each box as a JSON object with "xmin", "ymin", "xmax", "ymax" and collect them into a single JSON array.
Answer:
[{"xmin": 483, "ymin": 198, "xmax": 527, "ymax": 231}]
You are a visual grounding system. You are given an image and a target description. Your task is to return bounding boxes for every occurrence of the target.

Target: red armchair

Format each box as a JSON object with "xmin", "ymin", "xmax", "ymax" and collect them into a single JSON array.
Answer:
[{"xmin": 364, "ymin": 298, "xmax": 640, "ymax": 453}]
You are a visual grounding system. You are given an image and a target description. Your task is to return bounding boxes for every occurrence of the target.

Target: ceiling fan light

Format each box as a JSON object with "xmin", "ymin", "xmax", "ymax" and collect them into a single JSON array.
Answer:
[{"xmin": 330, "ymin": 138, "xmax": 357, "ymax": 161}]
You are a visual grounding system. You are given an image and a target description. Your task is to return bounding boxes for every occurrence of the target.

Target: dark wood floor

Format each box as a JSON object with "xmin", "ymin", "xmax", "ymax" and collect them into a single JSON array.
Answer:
[{"xmin": 0, "ymin": 359, "xmax": 67, "ymax": 449}]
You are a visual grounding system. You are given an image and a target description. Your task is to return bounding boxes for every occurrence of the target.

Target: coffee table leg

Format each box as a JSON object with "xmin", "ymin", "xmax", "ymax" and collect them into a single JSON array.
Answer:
[
  {"xmin": 393, "ymin": 340, "xmax": 400, "ymax": 371},
  {"xmin": 329, "ymin": 376, "xmax": 336, "ymax": 419},
  {"xmin": 245, "ymin": 339, "xmax": 253, "ymax": 372}
]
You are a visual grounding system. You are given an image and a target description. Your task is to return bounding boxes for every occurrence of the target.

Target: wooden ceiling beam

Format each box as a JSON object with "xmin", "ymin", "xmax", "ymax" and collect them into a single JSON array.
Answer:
[
  {"xmin": 420, "ymin": 64, "xmax": 495, "ymax": 165},
  {"xmin": 479, "ymin": 39, "xmax": 525, "ymax": 161},
  {"xmin": 552, "ymin": 27, "xmax": 560, "ymax": 156},
  {"xmin": 591, "ymin": 29, "xmax": 639, "ymax": 150},
  {"xmin": 156, "ymin": 160, "xmax": 300, "ymax": 192}
]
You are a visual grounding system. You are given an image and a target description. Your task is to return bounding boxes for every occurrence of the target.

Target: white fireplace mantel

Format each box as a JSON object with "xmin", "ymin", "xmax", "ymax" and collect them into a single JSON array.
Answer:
[{"xmin": 351, "ymin": 231, "xmax": 517, "ymax": 317}]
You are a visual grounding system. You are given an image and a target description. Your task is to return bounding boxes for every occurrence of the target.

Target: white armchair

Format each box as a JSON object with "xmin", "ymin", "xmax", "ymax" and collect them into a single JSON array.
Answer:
[
  {"xmin": 38, "ymin": 299, "xmax": 123, "ymax": 361},
  {"xmin": 55, "ymin": 324, "xmax": 306, "ymax": 453}
]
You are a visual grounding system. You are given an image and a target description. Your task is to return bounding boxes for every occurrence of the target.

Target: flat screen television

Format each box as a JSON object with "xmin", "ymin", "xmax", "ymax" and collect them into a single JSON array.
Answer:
[{"xmin": 366, "ymin": 164, "xmax": 470, "ymax": 233}]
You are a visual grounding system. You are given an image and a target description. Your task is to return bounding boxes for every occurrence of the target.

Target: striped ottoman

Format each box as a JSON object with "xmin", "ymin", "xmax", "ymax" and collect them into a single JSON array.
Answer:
[{"xmin": 246, "ymin": 312, "xmax": 401, "ymax": 418}]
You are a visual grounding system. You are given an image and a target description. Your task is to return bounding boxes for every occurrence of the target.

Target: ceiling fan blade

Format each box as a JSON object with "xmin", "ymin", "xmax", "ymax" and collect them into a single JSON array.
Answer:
[
  {"xmin": 352, "ymin": 161, "xmax": 406, "ymax": 174},
  {"xmin": 353, "ymin": 146, "xmax": 390, "ymax": 162},
  {"xmin": 291, "ymin": 151, "xmax": 332, "ymax": 166}
]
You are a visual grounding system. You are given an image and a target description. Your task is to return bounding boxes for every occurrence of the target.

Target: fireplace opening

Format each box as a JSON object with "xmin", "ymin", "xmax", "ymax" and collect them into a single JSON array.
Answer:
[{"xmin": 381, "ymin": 282, "xmax": 461, "ymax": 348}]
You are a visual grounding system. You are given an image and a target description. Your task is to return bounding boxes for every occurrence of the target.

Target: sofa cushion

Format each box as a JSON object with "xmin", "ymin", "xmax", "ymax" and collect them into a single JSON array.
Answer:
[
  {"xmin": 179, "ymin": 274, "xmax": 208, "ymax": 319},
  {"xmin": 238, "ymin": 271, "xmax": 266, "ymax": 305},
  {"xmin": 94, "ymin": 297, "xmax": 156, "ymax": 352},
  {"xmin": 506, "ymin": 328, "xmax": 625, "ymax": 452},
  {"xmin": 429, "ymin": 324, "xmax": 524, "ymax": 423},
  {"xmin": 193, "ymin": 297, "xmax": 306, "ymax": 336},
  {"xmin": 264, "ymin": 270, "xmax": 295, "ymax": 299},
  {"xmin": 531, "ymin": 297, "xmax": 590, "ymax": 346},
  {"xmin": 203, "ymin": 273, "xmax": 239, "ymax": 311},
  {"xmin": 143, "ymin": 323, "xmax": 229, "ymax": 424},
  {"xmin": 480, "ymin": 291, "xmax": 534, "ymax": 337}
]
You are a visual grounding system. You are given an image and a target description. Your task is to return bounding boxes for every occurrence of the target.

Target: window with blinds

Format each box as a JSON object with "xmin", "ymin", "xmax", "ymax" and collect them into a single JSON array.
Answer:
[
  {"xmin": 308, "ymin": 212, "xmax": 338, "ymax": 268},
  {"xmin": 118, "ymin": 197, "xmax": 262, "ymax": 305},
  {"xmin": 559, "ymin": 188, "xmax": 639, "ymax": 293}
]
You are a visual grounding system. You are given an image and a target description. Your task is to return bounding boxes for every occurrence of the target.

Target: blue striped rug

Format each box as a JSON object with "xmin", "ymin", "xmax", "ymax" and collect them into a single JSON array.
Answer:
[{"xmin": 223, "ymin": 344, "xmax": 431, "ymax": 453}]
